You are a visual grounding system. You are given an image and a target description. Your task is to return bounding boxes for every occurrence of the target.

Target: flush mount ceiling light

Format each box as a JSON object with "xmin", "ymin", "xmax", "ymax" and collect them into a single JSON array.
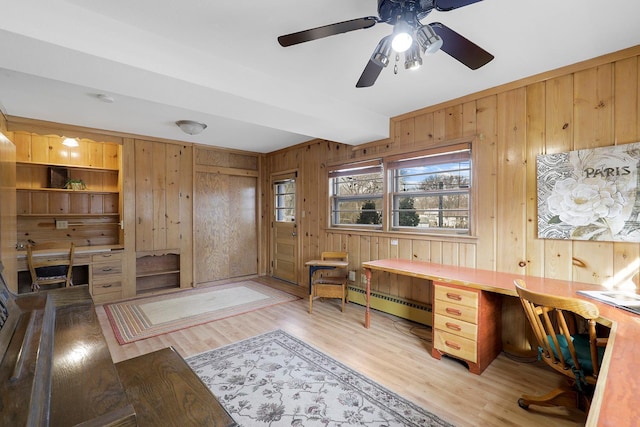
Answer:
[
  {"xmin": 176, "ymin": 120, "xmax": 207, "ymax": 135},
  {"xmin": 96, "ymin": 93, "xmax": 115, "ymax": 103},
  {"xmin": 62, "ymin": 137, "xmax": 79, "ymax": 147}
]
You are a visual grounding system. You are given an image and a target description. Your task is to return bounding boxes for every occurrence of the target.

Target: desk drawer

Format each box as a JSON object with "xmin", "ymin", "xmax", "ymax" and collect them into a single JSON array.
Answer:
[
  {"xmin": 434, "ymin": 329, "xmax": 477, "ymax": 363},
  {"xmin": 92, "ymin": 281, "xmax": 122, "ymax": 295},
  {"xmin": 434, "ymin": 284, "xmax": 478, "ymax": 309},
  {"xmin": 92, "ymin": 262, "xmax": 122, "ymax": 280},
  {"xmin": 91, "ymin": 252, "xmax": 123, "ymax": 262},
  {"xmin": 434, "ymin": 300, "xmax": 477, "ymax": 324},
  {"xmin": 433, "ymin": 314, "xmax": 477, "ymax": 341}
]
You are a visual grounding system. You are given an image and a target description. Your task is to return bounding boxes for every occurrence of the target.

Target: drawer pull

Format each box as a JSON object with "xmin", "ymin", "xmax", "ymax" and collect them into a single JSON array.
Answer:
[
  {"xmin": 445, "ymin": 307, "xmax": 462, "ymax": 316},
  {"xmin": 101, "ymin": 284, "xmax": 112, "ymax": 289},
  {"xmin": 445, "ymin": 340, "xmax": 461, "ymax": 351},
  {"xmin": 101, "ymin": 268, "xmax": 113, "ymax": 272},
  {"xmin": 446, "ymin": 292, "xmax": 462, "ymax": 301},
  {"xmin": 445, "ymin": 322, "xmax": 462, "ymax": 331}
]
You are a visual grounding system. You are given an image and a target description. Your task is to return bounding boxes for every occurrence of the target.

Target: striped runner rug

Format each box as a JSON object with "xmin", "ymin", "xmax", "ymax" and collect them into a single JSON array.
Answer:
[{"xmin": 104, "ymin": 281, "xmax": 299, "ymax": 344}]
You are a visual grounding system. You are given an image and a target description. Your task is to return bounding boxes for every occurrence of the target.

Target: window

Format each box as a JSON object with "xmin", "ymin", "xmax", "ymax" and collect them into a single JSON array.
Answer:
[
  {"xmin": 274, "ymin": 178, "xmax": 295, "ymax": 222},
  {"xmin": 329, "ymin": 160, "xmax": 383, "ymax": 227},
  {"xmin": 388, "ymin": 144, "xmax": 471, "ymax": 233}
]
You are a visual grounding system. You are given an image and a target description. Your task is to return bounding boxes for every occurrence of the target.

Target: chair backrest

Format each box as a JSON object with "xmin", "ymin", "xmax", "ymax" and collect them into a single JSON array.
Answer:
[
  {"xmin": 514, "ymin": 279, "xmax": 607, "ymax": 387},
  {"xmin": 318, "ymin": 251, "xmax": 348, "ymax": 280},
  {"xmin": 320, "ymin": 251, "xmax": 348, "ymax": 262},
  {"xmin": 27, "ymin": 242, "xmax": 75, "ymax": 289}
]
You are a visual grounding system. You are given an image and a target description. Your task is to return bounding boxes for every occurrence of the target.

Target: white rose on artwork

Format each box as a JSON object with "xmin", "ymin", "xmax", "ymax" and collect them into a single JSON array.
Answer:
[{"xmin": 547, "ymin": 176, "xmax": 632, "ymax": 239}]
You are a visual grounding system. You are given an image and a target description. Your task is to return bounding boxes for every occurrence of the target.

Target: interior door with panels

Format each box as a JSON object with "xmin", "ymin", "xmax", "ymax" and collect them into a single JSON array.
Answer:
[{"xmin": 271, "ymin": 174, "xmax": 297, "ymax": 284}]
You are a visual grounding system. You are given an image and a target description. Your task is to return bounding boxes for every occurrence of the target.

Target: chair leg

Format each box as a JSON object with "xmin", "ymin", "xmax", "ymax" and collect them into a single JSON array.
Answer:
[
  {"xmin": 309, "ymin": 295, "xmax": 313, "ymax": 314},
  {"xmin": 518, "ymin": 383, "xmax": 580, "ymax": 410}
]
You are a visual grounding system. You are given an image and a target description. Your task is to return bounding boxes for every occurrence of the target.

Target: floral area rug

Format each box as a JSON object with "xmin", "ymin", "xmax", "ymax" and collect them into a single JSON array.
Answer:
[{"xmin": 187, "ymin": 330, "xmax": 454, "ymax": 427}]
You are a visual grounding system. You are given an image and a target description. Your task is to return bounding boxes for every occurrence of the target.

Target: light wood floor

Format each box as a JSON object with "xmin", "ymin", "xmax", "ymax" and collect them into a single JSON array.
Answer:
[{"xmin": 96, "ymin": 277, "xmax": 586, "ymax": 427}]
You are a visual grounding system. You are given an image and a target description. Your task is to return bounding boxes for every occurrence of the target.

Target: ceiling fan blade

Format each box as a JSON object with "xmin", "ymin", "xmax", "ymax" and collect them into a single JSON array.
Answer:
[
  {"xmin": 434, "ymin": 0, "xmax": 484, "ymax": 12},
  {"xmin": 430, "ymin": 22, "xmax": 494, "ymax": 69},
  {"xmin": 278, "ymin": 17, "xmax": 378, "ymax": 47},
  {"xmin": 356, "ymin": 59, "xmax": 384, "ymax": 88}
]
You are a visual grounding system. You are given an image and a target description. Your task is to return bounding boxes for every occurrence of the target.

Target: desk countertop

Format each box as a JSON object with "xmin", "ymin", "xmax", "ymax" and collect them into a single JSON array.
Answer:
[
  {"xmin": 17, "ymin": 245, "xmax": 124, "ymax": 259},
  {"xmin": 361, "ymin": 258, "xmax": 639, "ymax": 427}
]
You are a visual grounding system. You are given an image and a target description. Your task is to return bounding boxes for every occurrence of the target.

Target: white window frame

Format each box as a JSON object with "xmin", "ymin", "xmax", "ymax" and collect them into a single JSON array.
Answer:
[
  {"xmin": 387, "ymin": 144, "xmax": 472, "ymax": 234},
  {"xmin": 328, "ymin": 160, "xmax": 384, "ymax": 228}
]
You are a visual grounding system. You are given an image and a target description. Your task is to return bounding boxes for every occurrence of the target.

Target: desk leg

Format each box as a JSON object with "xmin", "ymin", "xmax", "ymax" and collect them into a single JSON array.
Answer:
[
  {"xmin": 308, "ymin": 266, "xmax": 315, "ymax": 314},
  {"xmin": 364, "ymin": 268, "xmax": 372, "ymax": 329}
]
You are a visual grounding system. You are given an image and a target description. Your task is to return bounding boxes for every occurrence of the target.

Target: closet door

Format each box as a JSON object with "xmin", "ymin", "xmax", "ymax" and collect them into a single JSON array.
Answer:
[{"xmin": 194, "ymin": 172, "xmax": 257, "ymax": 284}]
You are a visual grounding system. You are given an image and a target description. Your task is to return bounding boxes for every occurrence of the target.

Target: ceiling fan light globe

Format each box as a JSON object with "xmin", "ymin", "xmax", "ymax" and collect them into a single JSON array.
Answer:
[
  {"xmin": 391, "ymin": 32, "xmax": 413, "ymax": 53},
  {"xmin": 416, "ymin": 25, "xmax": 443, "ymax": 54},
  {"xmin": 405, "ymin": 59, "xmax": 422, "ymax": 70},
  {"xmin": 404, "ymin": 43, "xmax": 423, "ymax": 70},
  {"xmin": 371, "ymin": 36, "xmax": 392, "ymax": 67}
]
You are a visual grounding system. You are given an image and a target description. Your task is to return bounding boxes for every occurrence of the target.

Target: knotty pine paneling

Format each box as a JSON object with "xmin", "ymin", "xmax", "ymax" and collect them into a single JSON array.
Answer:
[
  {"xmin": 613, "ymin": 57, "xmax": 640, "ymax": 288},
  {"xmin": 264, "ymin": 47, "xmax": 640, "ymax": 301},
  {"xmin": 0, "ymin": 129, "xmax": 17, "ymax": 291}
]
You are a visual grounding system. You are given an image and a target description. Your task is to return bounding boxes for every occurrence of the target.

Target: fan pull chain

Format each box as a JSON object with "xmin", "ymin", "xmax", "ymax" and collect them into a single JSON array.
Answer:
[{"xmin": 394, "ymin": 53, "xmax": 399, "ymax": 75}]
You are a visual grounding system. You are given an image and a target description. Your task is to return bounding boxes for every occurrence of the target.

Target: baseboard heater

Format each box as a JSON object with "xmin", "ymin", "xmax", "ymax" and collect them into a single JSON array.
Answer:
[{"xmin": 347, "ymin": 286, "xmax": 432, "ymax": 326}]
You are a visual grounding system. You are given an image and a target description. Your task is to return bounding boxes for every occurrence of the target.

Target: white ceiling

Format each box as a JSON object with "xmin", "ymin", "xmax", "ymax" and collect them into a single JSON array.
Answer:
[{"xmin": 0, "ymin": 0, "xmax": 638, "ymax": 153}]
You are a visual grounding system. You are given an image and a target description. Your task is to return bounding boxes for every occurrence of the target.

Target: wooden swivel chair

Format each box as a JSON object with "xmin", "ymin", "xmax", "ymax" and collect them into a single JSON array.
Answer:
[
  {"xmin": 27, "ymin": 242, "xmax": 75, "ymax": 291},
  {"xmin": 514, "ymin": 279, "xmax": 608, "ymax": 412},
  {"xmin": 310, "ymin": 251, "xmax": 348, "ymax": 313}
]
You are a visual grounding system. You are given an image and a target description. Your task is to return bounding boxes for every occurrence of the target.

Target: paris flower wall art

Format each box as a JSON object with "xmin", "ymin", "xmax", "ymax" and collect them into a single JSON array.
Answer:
[{"xmin": 537, "ymin": 142, "xmax": 640, "ymax": 242}]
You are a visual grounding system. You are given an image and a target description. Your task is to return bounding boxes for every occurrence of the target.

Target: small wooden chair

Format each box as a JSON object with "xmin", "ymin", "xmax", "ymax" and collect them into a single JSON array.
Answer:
[
  {"xmin": 514, "ymin": 279, "xmax": 608, "ymax": 412},
  {"xmin": 310, "ymin": 251, "xmax": 348, "ymax": 313},
  {"xmin": 27, "ymin": 242, "xmax": 75, "ymax": 291}
]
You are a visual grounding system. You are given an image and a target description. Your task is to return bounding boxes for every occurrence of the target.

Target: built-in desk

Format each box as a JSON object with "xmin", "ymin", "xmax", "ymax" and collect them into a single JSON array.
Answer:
[
  {"xmin": 17, "ymin": 245, "xmax": 125, "ymax": 303},
  {"xmin": 362, "ymin": 258, "xmax": 639, "ymax": 427}
]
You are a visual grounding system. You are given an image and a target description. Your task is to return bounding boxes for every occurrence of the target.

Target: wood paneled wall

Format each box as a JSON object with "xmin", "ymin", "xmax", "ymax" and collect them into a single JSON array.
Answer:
[
  {"xmin": 263, "ymin": 46, "xmax": 640, "ymax": 303},
  {"xmin": 0, "ymin": 119, "xmax": 17, "ymax": 288}
]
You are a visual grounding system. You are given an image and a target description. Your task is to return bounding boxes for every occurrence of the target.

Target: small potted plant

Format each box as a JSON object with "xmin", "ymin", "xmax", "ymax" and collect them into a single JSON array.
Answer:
[{"xmin": 65, "ymin": 178, "xmax": 87, "ymax": 190}]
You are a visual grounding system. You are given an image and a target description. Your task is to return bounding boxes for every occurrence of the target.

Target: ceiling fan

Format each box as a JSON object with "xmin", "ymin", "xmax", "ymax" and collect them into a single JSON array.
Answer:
[{"xmin": 277, "ymin": 0, "xmax": 494, "ymax": 87}]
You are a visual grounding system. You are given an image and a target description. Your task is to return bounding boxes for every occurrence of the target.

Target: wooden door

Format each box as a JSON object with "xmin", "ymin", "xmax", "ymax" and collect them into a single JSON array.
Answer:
[
  {"xmin": 0, "ymin": 132, "xmax": 17, "ymax": 291},
  {"xmin": 271, "ymin": 175, "xmax": 297, "ymax": 283},
  {"xmin": 194, "ymin": 172, "xmax": 257, "ymax": 284}
]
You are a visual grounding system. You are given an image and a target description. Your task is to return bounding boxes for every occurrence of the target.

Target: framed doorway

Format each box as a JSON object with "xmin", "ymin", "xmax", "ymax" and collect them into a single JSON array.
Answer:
[{"xmin": 271, "ymin": 172, "xmax": 298, "ymax": 283}]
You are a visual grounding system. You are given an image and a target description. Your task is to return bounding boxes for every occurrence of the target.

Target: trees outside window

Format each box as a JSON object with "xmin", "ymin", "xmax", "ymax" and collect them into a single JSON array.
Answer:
[
  {"xmin": 356, "ymin": 200, "xmax": 382, "ymax": 224},
  {"xmin": 397, "ymin": 197, "xmax": 420, "ymax": 226}
]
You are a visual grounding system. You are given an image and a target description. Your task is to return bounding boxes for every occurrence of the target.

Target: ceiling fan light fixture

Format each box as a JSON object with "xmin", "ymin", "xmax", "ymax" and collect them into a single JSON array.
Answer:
[
  {"xmin": 391, "ymin": 20, "xmax": 413, "ymax": 53},
  {"xmin": 371, "ymin": 36, "xmax": 393, "ymax": 67},
  {"xmin": 416, "ymin": 25, "xmax": 443, "ymax": 54},
  {"xmin": 404, "ymin": 43, "xmax": 423, "ymax": 70},
  {"xmin": 176, "ymin": 120, "xmax": 207, "ymax": 135}
]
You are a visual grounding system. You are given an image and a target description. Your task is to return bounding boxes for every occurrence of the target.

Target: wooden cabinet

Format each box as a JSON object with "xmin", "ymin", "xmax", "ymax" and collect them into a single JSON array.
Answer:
[
  {"xmin": 13, "ymin": 132, "xmax": 122, "ymax": 248},
  {"xmin": 431, "ymin": 282, "xmax": 502, "ymax": 374},
  {"xmin": 90, "ymin": 251, "xmax": 124, "ymax": 303},
  {"xmin": 123, "ymin": 139, "xmax": 192, "ymax": 296}
]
